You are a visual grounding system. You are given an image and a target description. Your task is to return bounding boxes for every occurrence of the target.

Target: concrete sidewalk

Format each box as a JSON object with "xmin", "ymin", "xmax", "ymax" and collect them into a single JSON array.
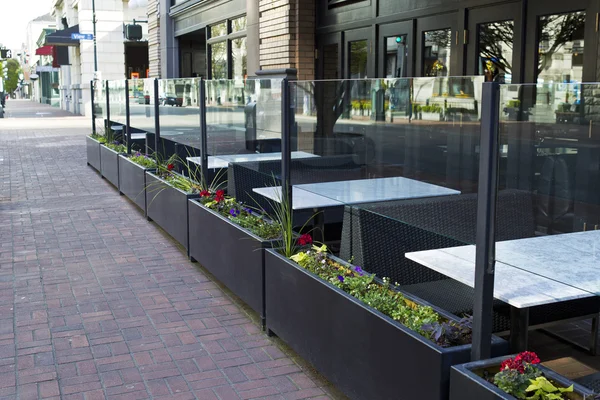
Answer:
[
  {"xmin": 1, "ymin": 99, "xmax": 81, "ymax": 119},
  {"xmin": 0, "ymin": 103, "xmax": 343, "ymax": 399}
]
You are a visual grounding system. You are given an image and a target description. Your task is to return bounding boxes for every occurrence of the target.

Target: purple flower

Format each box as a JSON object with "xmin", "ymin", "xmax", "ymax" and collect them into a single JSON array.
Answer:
[
  {"xmin": 354, "ymin": 266, "xmax": 364, "ymax": 276},
  {"xmin": 229, "ymin": 208, "xmax": 240, "ymax": 217},
  {"xmin": 113, "ymin": 140, "xmax": 120, "ymax": 145},
  {"xmin": 243, "ymin": 207, "xmax": 253, "ymax": 215},
  {"xmin": 135, "ymin": 151, "xmax": 141, "ymax": 157},
  {"xmin": 337, "ymin": 275, "xmax": 344, "ymax": 283}
]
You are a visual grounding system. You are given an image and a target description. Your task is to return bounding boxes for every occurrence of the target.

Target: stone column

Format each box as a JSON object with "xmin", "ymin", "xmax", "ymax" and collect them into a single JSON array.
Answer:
[
  {"xmin": 159, "ymin": 0, "xmax": 179, "ymax": 78},
  {"xmin": 246, "ymin": 0, "xmax": 260, "ymax": 77},
  {"xmin": 147, "ymin": 0, "xmax": 161, "ymax": 78}
]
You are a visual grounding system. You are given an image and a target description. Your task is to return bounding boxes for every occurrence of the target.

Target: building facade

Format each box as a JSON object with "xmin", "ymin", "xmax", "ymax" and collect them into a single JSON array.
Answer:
[
  {"xmin": 148, "ymin": 0, "xmax": 599, "ymax": 85},
  {"xmin": 48, "ymin": 0, "xmax": 149, "ymax": 116}
]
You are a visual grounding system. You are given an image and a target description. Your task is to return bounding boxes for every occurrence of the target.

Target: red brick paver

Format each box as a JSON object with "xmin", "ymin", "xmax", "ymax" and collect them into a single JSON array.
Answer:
[{"xmin": 0, "ymin": 121, "xmax": 344, "ymax": 400}]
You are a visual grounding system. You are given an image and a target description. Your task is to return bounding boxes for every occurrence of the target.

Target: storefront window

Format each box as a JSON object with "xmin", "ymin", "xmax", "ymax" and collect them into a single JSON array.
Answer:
[
  {"xmin": 478, "ymin": 21, "xmax": 514, "ymax": 83},
  {"xmin": 211, "ymin": 41, "xmax": 227, "ymax": 79},
  {"xmin": 385, "ymin": 35, "xmax": 408, "ymax": 78},
  {"xmin": 232, "ymin": 37, "xmax": 247, "ymax": 80},
  {"xmin": 423, "ymin": 28, "xmax": 451, "ymax": 77},
  {"xmin": 349, "ymin": 40, "xmax": 368, "ymax": 79},
  {"xmin": 211, "ymin": 22, "xmax": 227, "ymax": 38}
]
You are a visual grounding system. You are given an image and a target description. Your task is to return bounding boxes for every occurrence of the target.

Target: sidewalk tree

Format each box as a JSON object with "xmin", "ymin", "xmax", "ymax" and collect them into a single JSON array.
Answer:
[{"xmin": 0, "ymin": 59, "xmax": 21, "ymax": 94}]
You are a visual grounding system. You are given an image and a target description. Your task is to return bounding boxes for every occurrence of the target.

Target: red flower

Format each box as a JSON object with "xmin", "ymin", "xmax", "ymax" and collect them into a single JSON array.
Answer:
[
  {"xmin": 500, "ymin": 351, "xmax": 540, "ymax": 374},
  {"xmin": 167, "ymin": 163, "xmax": 175, "ymax": 171},
  {"xmin": 215, "ymin": 190, "xmax": 225, "ymax": 203},
  {"xmin": 515, "ymin": 351, "xmax": 540, "ymax": 366},
  {"xmin": 200, "ymin": 190, "xmax": 210, "ymax": 197},
  {"xmin": 297, "ymin": 234, "xmax": 312, "ymax": 246}
]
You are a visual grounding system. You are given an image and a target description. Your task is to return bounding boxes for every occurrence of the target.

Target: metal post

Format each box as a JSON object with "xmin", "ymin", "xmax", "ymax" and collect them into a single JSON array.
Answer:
[
  {"xmin": 472, "ymin": 81, "xmax": 500, "ymax": 361},
  {"xmin": 105, "ymin": 80, "xmax": 110, "ymax": 135},
  {"xmin": 125, "ymin": 79, "xmax": 131, "ymax": 154},
  {"xmin": 281, "ymin": 78, "xmax": 292, "ymax": 211},
  {"xmin": 92, "ymin": 0, "xmax": 98, "ymax": 75},
  {"xmin": 90, "ymin": 80, "xmax": 96, "ymax": 134},
  {"xmin": 153, "ymin": 78, "xmax": 160, "ymax": 161},
  {"xmin": 199, "ymin": 78, "xmax": 208, "ymax": 186}
]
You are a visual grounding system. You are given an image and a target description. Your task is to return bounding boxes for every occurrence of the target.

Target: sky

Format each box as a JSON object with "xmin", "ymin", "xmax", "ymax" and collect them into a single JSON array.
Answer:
[{"xmin": 0, "ymin": 0, "xmax": 54, "ymax": 52}]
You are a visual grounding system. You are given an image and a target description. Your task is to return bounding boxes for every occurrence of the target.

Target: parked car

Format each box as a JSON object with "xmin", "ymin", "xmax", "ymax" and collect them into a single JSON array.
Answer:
[{"xmin": 159, "ymin": 94, "xmax": 183, "ymax": 107}]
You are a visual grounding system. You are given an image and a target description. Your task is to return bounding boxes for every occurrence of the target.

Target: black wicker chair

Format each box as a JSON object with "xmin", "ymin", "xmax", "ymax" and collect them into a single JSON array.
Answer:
[{"xmin": 340, "ymin": 189, "xmax": 600, "ymax": 350}]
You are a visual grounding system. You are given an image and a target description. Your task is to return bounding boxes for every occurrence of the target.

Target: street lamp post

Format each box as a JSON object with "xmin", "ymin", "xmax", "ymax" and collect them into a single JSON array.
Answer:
[{"xmin": 92, "ymin": 0, "xmax": 98, "ymax": 75}]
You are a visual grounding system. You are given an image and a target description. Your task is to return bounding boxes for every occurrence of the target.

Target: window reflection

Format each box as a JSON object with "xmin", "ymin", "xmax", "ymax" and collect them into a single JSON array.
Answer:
[
  {"xmin": 423, "ymin": 29, "xmax": 451, "ymax": 77},
  {"xmin": 537, "ymin": 11, "xmax": 585, "ymax": 84},
  {"xmin": 478, "ymin": 20, "xmax": 514, "ymax": 83},
  {"xmin": 349, "ymin": 40, "xmax": 368, "ymax": 79},
  {"xmin": 385, "ymin": 35, "xmax": 408, "ymax": 78},
  {"xmin": 232, "ymin": 16, "xmax": 247, "ymax": 33},
  {"xmin": 211, "ymin": 22, "xmax": 227, "ymax": 38},
  {"xmin": 211, "ymin": 41, "xmax": 227, "ymax": 79},
  {"xmin": 232, "ymin": 37, "xmax": 247, "ymax": 80}
]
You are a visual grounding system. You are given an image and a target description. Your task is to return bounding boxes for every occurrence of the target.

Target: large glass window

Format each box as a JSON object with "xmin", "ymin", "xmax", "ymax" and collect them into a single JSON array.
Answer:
[
  {"xmin": 385, "ymin": 35, "xmax": 408, "ymax": 78},
  {"xmin": 349, "ymin": 40, "xmax": 368, "ymax": 79},
  {"xmin": 208, "ymin": 17, "xmax": 247, "ymax": 80},
  {"xmin": 537, "ymin": 11, "xmax": 585, "ymax": 84},
  {"xmin": 211, "ymin": 41, "xmax": 227, "ymax": 79},
  {"xmin": 232, "ymin": 37, "xmax": 247, "ymax": 80},
  {"xmin": 423, "ymin": 28, "xmax": 451, "ymax": 77},
  {"xmin": 478, "ymin": 20, "xmax": 514, "ymax": 83}
]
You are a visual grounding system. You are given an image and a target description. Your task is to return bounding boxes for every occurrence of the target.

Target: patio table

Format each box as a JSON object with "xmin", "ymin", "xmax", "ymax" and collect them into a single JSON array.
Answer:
[
  {"xmin": 187, "ymin": 151, "xmax": 319, "ymax": 170},
  {"xmin": 253, "ymin": 176, "xmax": 460, "ymax": 242},
  {"xmin": 405, "ymin": 230, "xmax": 600, "ymax": 352}
]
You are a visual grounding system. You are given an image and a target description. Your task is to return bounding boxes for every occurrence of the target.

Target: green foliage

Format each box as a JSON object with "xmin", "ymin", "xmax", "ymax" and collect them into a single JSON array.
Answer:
[
  {"xmin": 200, "ymin": 194, "xmax": 281, "ymax": 240},
  {"xmin": 525, "ymin": 377, "xmax": 573, "ymax": 400},
  {"xmin": 129, "ymin": 152, "xmax": 157, "ymax": 169},
  {"xmin": 1, "ymin": 59, "xmax": 21, "ymax": 93},
  {"xmin": 289, "ymin": 246, "xmax": 472, "ymax": 347},
  {"xmin": 494, "ymin": 366, "xmax": 542, "ymax": 399},
  {"xmin": 506, "ymin": 100, "xmax": 521, "ymax": 108},
  {"xmin": 420, "ymin": 104, "xmax": 443, "ymax": 113},
  {"xmin": 105, "ymin": 142, "xmax": 126, "ymax": 153}
]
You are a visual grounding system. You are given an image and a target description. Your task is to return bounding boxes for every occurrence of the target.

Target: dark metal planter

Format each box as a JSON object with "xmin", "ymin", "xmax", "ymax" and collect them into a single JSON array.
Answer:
[
  {"xmin": 118, "ymin": 155, "xmax": 154, "ymax": 214},
  {"xmin": 100, "ymin": 145, "xmax": 121, "ymax": 188},
  {"xmin": 145, "ymin": 172, "xmax": 198, "ymax": 251},
  {"xmin": 450, "ymin": 355, "xmax": 595, "ymax": 400},
  {"xmin": 188, "ymin": 200, "xmax": 277, "ymax": 328},
  {"xmin": 264, "ymin": 249, "xmax": 509, "ymax": 400},
  {"xmin": 86, "ymin": 136, "xmax": 101, "ymax": 172}
]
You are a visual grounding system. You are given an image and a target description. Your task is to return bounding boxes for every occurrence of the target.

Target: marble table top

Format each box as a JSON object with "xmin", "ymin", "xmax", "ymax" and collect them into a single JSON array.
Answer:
[
  {"xmin": 187, "ymin": 151, "xmax": 318, "ymax": 170},
  {"xmin": 252, "ymin": 187, "xmax": 344, "ymax": 210},
  {"xmin": 295, "ymin": 177, "xmax": 460, "ymax": 205},
  {"xmin": 405, "ymin": 231, "xmax": 600, "ymax": 308}
]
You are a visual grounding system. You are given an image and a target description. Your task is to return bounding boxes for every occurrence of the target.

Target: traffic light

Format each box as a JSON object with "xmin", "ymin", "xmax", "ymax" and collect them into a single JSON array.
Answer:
[{"xmin": 395, "ymin": 36, "xmax": 403, "ymax": 44}]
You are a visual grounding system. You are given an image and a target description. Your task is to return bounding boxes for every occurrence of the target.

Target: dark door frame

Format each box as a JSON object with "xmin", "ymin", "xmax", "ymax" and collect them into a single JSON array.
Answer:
[
  {"xmin": 416, "ymin": 13, "xmax": 459, "ymax": 77},
  {"xmin": 378, "ymin": 20, "xmax": 415, "ymax": 78},
  {"xmin": 317, "ymin": 32, "xmax": 343, "ymax": 79},
  {"xmin": 524, "ymin": 0, "xmax": 599, "ymax": 83},
  {"xmin": 465, "ymin": 1, "xmax": 524, "ymax": 83},
  {"xmin": 343, "ymin": 26, "xmax": 376, "ymax": 78}
]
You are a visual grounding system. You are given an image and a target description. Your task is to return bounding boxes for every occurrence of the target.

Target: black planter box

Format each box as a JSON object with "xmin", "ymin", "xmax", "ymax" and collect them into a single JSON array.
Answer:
[
  {"xmin": 118, "ymin": 155, "xmax": 154, "ymax": 214},
  {"xmin": 188, "ymin": 200, "xmax": 277, "ymax": 327},
  {"xmin": 86, "ymin": 136, "xmax": 101, "ymax": 172},
  {"xmin": 450, "ymin": 355, "xmax": 595, "ymax": 400},
  {"xmin": 100, "ymin": 145, "xmax": 121, "ymax": 188},
  {"xmin": 265, "ymin": 249, "xmax": 509, "ymax": 400},
  {"xmin": 145, "ymin": 172, "xmax": 198, "ymax": 251}
]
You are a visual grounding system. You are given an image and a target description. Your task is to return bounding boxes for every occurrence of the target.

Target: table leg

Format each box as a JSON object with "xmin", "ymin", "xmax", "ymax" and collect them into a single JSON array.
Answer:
[
  {"xmin": 313, "ymin": 208, "xmax": 325, "ymax": 245},
  {"xmin": 510, "ymin": 307, "xmax": 530, "ymax": 352}
]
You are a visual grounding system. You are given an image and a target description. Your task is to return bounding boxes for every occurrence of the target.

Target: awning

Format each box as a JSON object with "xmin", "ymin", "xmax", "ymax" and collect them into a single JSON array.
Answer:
[
  {"xmin": 35, "ymin": 46, "xmax": 53, "ymax": 56},
  {"xmin": 45, "ymin": 24, "xmax": 80, "ymax": 46}
]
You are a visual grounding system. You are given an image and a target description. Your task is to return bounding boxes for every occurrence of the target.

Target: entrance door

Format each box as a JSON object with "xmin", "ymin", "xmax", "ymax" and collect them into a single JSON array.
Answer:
[
  {"xmin": 466, "ymin": 2, "xmax": 523, "ymax": 83},
  {"xmin": 317, "ymin": 33, "xmax": 342, "ymax": 79},
  {"xmin": 344, "ymin": 27, "xmax": 374, "ymax": 79},
  {"xmin": 416, "ymin": 14, "xmax": 459, "ymax": 77},
  {"xmin": 378, "ymin": 21, "xmax": 414, "ymax": 78}
]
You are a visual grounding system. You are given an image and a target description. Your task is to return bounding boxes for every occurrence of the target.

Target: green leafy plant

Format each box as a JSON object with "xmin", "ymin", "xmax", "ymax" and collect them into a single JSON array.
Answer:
[
  {"xmin": 421, "ymin": 104, "xmax": 443, "ymax": 113},
  {"xmin": 90, "ymin": 128, "xmax": 107, "ymax": 144},
  {"xmin": 105, "ymin": 141, "xmax": 126, "ymax": 153},
  {"xmin": 525, "ymin": 377, "xmax": 573, "ymax": 400},
  {"xmin": 199, "ymin": 191, "xmax": 280, "ymax": 240},
  {"xmin": 129, "ymin": 151, "xmax": 157, "ymax": 169},
  {"xmin": 506, "ymin": 100, "xmax": 521, "ymax": 108},
  {"xmin": 289, "ymin": 245, "xmax": 472, "ymax": 347}
]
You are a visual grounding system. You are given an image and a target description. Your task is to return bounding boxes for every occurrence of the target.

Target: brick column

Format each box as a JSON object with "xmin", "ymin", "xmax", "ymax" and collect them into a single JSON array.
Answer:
[
  {"xmin": 147, "ymin": 0, "xmax": 161, "ymax": 78},
  {"xmin": 258, "ymin": 0, "xmax": 315, "ymax": 80}
]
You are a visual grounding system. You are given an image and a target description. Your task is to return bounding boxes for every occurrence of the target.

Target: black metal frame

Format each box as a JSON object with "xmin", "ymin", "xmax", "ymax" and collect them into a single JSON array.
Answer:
[
  {"xmin": 125, "ymin": 79, "xmax": 132, "ymax": 154},
  {"xmin": 91, "ymin": 79, "xmax": 96, "ymax": 134},
  {"xmin": 472, "ymin": 81, "xmax": 500, "ymax": 360},
  {"xmin": 199, "ymin": 77, "xmax": 208, "ymax": 185},
  {"xmin": 153, "ymin": 78, "xmax": 160, "ymax": 159},
  {"xmin": 105, "ymin": 80, "xmax": 110, "ymax": 133}
]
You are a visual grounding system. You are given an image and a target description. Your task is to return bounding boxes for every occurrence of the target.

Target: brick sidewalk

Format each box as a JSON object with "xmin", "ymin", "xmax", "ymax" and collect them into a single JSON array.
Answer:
[{"xmin": 0, "ymin": 126, "xmax": 344, "ymax": 400}]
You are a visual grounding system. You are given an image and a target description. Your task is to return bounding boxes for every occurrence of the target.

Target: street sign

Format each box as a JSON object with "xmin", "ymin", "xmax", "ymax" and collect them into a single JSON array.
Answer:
[
  {"xmin": 0, "ymin": 49, "xmax": 12, "ymax": 59},
  {"xmin": 71, "ymin": 33, "xmax": 94, "ymax": 40}
]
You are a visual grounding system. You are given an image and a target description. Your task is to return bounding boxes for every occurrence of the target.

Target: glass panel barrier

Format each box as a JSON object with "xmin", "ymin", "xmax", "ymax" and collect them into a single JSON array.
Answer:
[
  {"xmin": 156, "ymin": 77, "xmax": 201, "ymax": 148},
  {"xmin": 92, "ymin": 80, "xmax": 106, "ymax": 134},
  {"xmin": 128, "ymin": 78, "xmax": 156, "ymax": 135},
  {"xmin": 494, "ymin": 82, "xmax": 600, "ymax": 298},
  {"xmin": 107, "ymin": 80, "xmax": 127, "ymax": 131}
]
